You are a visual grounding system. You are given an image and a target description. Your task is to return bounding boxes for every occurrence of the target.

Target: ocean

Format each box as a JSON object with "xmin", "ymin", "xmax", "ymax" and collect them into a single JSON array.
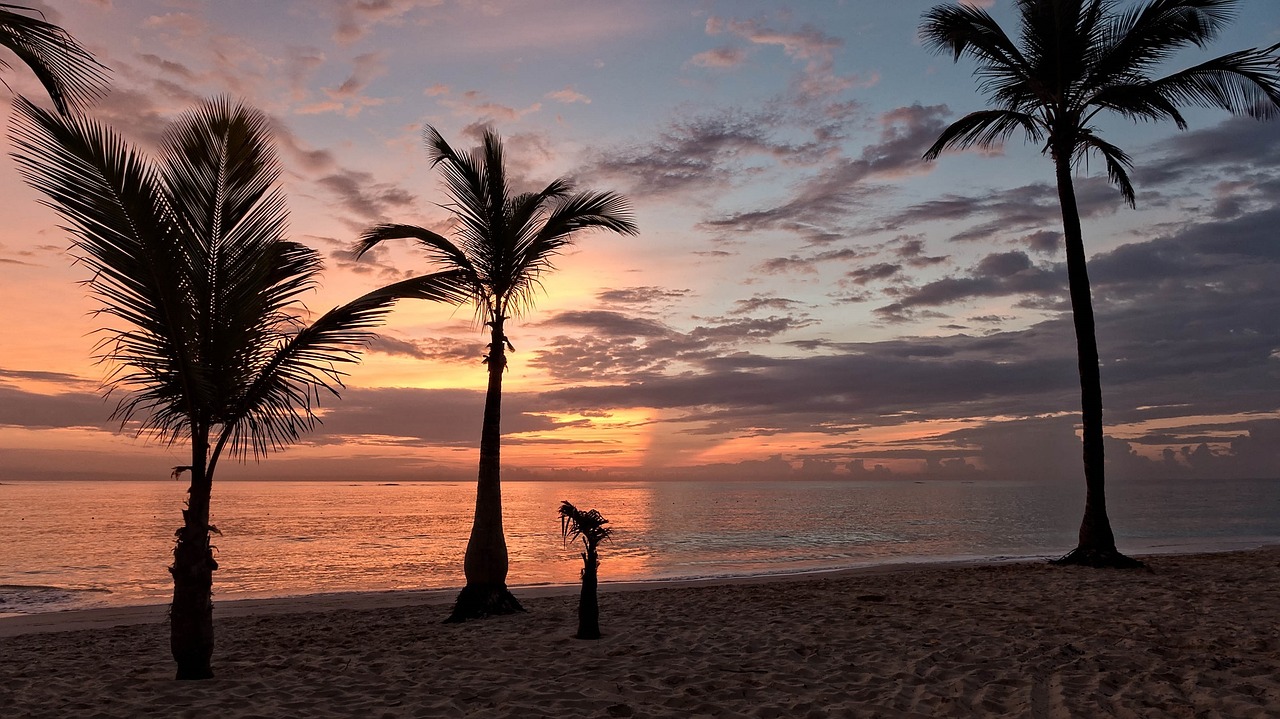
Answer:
[{"xmin": 1, "ymin": 477, "xmax": 1277, "ymax": 616}]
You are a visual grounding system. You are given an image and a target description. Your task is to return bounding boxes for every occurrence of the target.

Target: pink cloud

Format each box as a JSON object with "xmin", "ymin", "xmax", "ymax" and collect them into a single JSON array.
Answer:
[
  {"xmin": 705, "ymin": 16, "xmax": 873, "ymax": 99},
  {"xmin": 546, "ymin": 87, "xmax": 591, "ymax": 104},
  {"xmin": 689, "ymin": 46, "xmax": 748, "ymax": 69}
]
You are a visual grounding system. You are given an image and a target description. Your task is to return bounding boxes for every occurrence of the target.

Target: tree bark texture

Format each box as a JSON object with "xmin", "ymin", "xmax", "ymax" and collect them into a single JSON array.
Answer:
[
  {"xmin": 447, "ymin": 317, "xmax": 524, "ymax": 621},
  {"xmin": 1049, "ymin": 152, "xmax": 1142, "ymax": 569},
  {"xmin": 576, "ymin": 548, "xmax": 601, "ymax": 640},
  {"xmin": 170, "ymin": 431, "xmax": 217, "ymax": 679}
]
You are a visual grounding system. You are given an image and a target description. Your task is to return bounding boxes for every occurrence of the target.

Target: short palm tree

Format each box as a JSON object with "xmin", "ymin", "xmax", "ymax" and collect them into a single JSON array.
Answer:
[
  {"xmin": 1, "ymin": 3, "xmax": 108, "ymax": 114},
  {"xmin": 920, "ymin": 0, "xmax": 1280, "ymax": 567},
  {"xmin": 559, "ymin": 500, "xmax": 612, "ymax": 640},
  {"xmin": 354, "ymin": 126, "xmax": 638, "ymax": 621},
  {"xmin": 9, "ymin": 97, "xmax": 436, "ymax": 679}
]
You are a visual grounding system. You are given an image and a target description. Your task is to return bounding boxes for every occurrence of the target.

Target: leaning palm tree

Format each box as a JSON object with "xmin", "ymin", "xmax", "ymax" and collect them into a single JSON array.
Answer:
[
  {"xmin": 1, "ymin": 4, "xmax": 108, "ymax": 114},
  {"xmin": 8, "ymin": 97, "xmax": 438, "ymax": 679},
  {"xmin": 354, "ymin": 126, "xmax": 638, "ymax": 621},
  {"xmin": 559, "ymin": 500, "xmax": 612, "ymax": 640},
  {"xmin": 920, "ymin": 0, "xmax": 1280, "ymax": 567}
]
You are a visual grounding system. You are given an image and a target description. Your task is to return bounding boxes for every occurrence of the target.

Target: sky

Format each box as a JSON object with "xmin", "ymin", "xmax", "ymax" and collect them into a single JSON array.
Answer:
[{"xmin": 1, "ymin": 0, "xmax": 1278, "ymax": 484}]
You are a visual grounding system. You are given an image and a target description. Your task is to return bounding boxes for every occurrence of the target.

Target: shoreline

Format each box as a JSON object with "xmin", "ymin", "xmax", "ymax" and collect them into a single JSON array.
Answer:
[
  {"xmin": 0, "ymin": 555, "xmax": 1016, "ymax": 638},
  {"xmin": 2, "ymin": 542, "xmax": 1274, "ymax": 638},
  {"xmin": 3, "ymin": 547, "xmax": 1278, "ymax": 717}
]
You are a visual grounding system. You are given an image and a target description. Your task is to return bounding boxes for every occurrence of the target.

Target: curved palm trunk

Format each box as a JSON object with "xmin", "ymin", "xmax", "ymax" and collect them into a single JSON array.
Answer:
[
  {"xmin": 576, "ymin": 545, "xmax": 601, "ymax": 640},
  {"xmin": 446, "ymin": 316, "xmax": 525, "ymax": 621},
  {"xmin": 1049, "ymin": 152, "xmax": 1142, "ymax": 569},
  {"xmin": 170, "ymin": 429, "xmax": 217, "ymax": 679}
]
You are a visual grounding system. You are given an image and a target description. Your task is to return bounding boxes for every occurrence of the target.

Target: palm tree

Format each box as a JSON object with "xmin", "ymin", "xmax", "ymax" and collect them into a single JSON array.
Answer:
[
  {"xmin": 354, "ymin": 126, "xmax": 638, "ymax": 621},
  {"xmin": 559, "ymin": 500, "xmax": 612, "ymax": 640},
  {"xmin": 1, "ymin": 3, "xmax": 108, "ymax": 114},
  {"xmin": 8, "ymin": 97, "xmax": 438, "ymax": 679},
  {"xmin": 920, "ymin": 0, "xmax": 1280, "ymax": 567}
]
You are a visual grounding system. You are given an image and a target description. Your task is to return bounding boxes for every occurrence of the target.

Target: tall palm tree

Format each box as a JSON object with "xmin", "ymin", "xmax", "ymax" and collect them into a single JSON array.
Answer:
[
  {"xmin": 1, "ymin": 3, "xmax": 108, "ymax": 114},
  {"xmin": 920, "ymin": 0, "xmax": 1280, "ymax": 567},
  {"xmin": 559, "ymin": 500, "xmax": 612, "ymax": 640},
  {"xmin": 8, "ymin": 97, "xmax": 439, "ymax": 679},
  {"xmin": 354, "ymin": 126, "xmax": 638, "ymax": 621}
]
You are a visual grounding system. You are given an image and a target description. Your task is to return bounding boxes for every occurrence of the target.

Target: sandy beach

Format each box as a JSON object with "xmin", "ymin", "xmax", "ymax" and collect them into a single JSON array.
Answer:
[{"xmin": 2, "ymin": 548, "xmax": 1278, "ymax": 718}]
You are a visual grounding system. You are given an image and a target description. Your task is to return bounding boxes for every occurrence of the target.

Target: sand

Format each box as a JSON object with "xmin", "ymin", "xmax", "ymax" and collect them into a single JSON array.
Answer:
[{"xmin": 2, "ymin": 548, "xmax": 1278, "ymax": 718}]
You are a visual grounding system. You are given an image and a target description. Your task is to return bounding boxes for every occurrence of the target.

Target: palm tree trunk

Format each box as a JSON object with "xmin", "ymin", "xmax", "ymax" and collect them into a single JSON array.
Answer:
[
  {"xmin": 1049, "ymin": 152, "xmax": 1141, "ymax": 569},
  {"xmin": 447, "ymin": 316, "xmax": 525, "ymax": 621},
  {"xmin": 576, "ymin": 547, "xmax": 601, "ymax": 640},
  {"xmin": 170, "ymin": 429, "xmax": 217, "ymax": 679}
]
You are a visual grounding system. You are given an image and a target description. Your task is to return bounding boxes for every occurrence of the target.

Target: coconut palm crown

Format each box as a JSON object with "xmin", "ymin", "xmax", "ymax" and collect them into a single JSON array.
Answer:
[
  {"xmin": 920, "ymin": 0, "xmax": 1280, "ymax": 567},
  {"xmin": 1, "ymin": 3, "xmax": 108, "ymax": 114},
  {"xmin": 560, "ymin": 500, "xmax": 613, "ymax": 554},
  {"xmin": 354, "ymin": 125, "xmax": 638, "ymax": 621},
  {"xmin": 8, "ymin": 96, "xmax": 440, "ymax": 679},
  {"xmin": 559, "ymin": 500, "xmax": 612, "ymax": 640}
]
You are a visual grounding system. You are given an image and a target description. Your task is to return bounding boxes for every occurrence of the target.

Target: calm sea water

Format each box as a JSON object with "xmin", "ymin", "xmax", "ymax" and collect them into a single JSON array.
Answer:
[{"xmin": 1, "ymin": 478, "xmax": 1277, "ymax": 616}]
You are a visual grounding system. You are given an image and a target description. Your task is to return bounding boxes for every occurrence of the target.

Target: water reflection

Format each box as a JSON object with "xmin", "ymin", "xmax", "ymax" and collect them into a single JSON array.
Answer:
[{"xmin": 0, "ymin": 477, "xmax": 1276, "ymax": 613}]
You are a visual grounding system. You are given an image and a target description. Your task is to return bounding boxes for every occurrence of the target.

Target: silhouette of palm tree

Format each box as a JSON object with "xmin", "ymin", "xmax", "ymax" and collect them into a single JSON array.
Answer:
[
  {"xmin": 559, "ymin": 500, "xmax": 612, "ymax": 640},
  {"xmin": 1, "ymin": 4, "xmax": 107, "ymax": 114},
  {"xmin": 10, "ymin": 97, "xmax": 422, "ymax": 678},
  {"xmin": 920, "ymin": 0, "xmax": 1280, "ymax": 567},
  {"xmin": 354, "ymin": 126, "xmax": 638, "ymax": 621}
]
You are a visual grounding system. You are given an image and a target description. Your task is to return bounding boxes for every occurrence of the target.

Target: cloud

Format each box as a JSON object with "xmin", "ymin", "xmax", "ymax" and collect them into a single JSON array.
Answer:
[
  {"xmin": 878, "ymin": 175, "xmax": 1122, "ymax": 243},
  {"xmin": 297, "ymin": 51, "xmax": 388, "ymax": 116},
  {"xmin": 757, "ymin": 247, "xmax": 871, "ymax": 275},
  {"xmin": 729, "ymin": 296, "xmax": 805, "ymax": 315},
  {"xmin": 688, "ymin": 46, "xmax": 748, "ymax": 69},
  {"xmin": 595, "ymin": 286, "xmax": 692, "ymax": 309},
  {"xmin": 546, "ymin": 87, "xmax": 591, "ymax": 104},
  {"xmin": 874, "ymin": 250, "xmax": 1062, "ymax": 323},
  {"xmin": 529, "ymin": 308, "xmax": 816, "ymax": 384},
  {"xmin": 1137, "ymin": 116, "xmax": 1280, "ymax": 189},
  {"xmin": 434, "ymin": 88, "xmax": 542, "ymax": 125},
  {"xmin": 847, "ymin": 263, "xmax": 902, "ymax": 285},
  {"xmin": 701, "ymin": 104, "xmax": 951, "ymax": 244},
  {"xmin": 314, "ymin": 168, "xmax": 417, "ymax": 224},
  {"xmin": 143, "ymin": 11, "xmax": 207, "ymax": 38},
  {"xmin": 0, "ymin": 385, "xmax": 113, "ymax": 430},
  {"xmin": 366, "ymin": 335, "xmax": 480, "ymax": 364},
  {"xmin": 329, "ymin": 0, "xmax": 439, "ymax": 45},
  {"xmin": 705, "ymin": 16, "xmax": 873, "ymax": 99},
  {"xmin": 589, "ymin": 107, "xmax": 802, "ymax": 197}
]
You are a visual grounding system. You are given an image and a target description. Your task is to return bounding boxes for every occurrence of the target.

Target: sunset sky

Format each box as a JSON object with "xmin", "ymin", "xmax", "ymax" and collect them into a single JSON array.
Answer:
[{"xmin": 1, "ymin": 0, "xmax": 1278, "ymax": 483}]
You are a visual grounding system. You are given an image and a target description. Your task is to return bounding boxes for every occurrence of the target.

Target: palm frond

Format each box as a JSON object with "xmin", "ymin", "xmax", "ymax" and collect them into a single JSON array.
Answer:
[
  {"xmin": 1143, "ymin": 44, "xmax": 1280, "ymax": 120},
  {"xmin": 1015, "ymin": 0, "xmax": 1097, "ymax": 98},
  {"xmin": 534, "ymin": 190, "xmax": 639, "ymax": 241},
  {"xmin": 353, "ymin": 222, "xmax": 474, "ymax": 271},
  {"xmin": 159, "ymin": 97, "xmax": 283, "ymax": 256},
  {"xmin": 14, "ymin": 95, "xmax": 396, "ymax": 475},
  {"xmin": 217, "ymin": 273, "xmax": 413, "ymax": 460},
  {"xmin": 559, "ymin": 500, "xmax": 612, "ymax": 550},
  {"xmin": 156, "ymin": 98, "xmax": 302, "ymax": 425},
  {"xmin": 921, "ymin": 4, "xmax": 1043, "ymax": 110},
  {"xmin": 479, "ymin": 128, "xmax": 510, "ymax": 255},
  {"xmin": 356, "ymin": 125, "xmax": 637, "ymax": 329},
  {"xmin": 1086, "ymin": 82, "xmax": 1188, "ymax": 127},
  {"xmin": 361, "ymin": 268, "xmax": 477, "ymax": 306},
  {"xmin": 424, "ymin": 125, "xmax": 492, "ymax": 257},
  {"xmin": 0, "ymin": 3, "xmax": 109, "ymax": 114},
  {"xmin": 1093, "ymin": 0, "xmax": 1237, "ymax": 85},
  {"xmin": 7, "ymin": 96, "xmax": 203, "ymax": 434},
  {"xmin": 920, "ymin": 3, "xmax": 1026, "ymax": 68},
  {"xmin": 498, "ymin": 190, "xmax": 637, "ymax": 318},
  {"xmin": 922, "ymin": 109, "xmax": 1044, "ymax": 160},
  {"xmin": 1075, "ymin": 130, "xmax": 1137, "ymax": 207}
]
